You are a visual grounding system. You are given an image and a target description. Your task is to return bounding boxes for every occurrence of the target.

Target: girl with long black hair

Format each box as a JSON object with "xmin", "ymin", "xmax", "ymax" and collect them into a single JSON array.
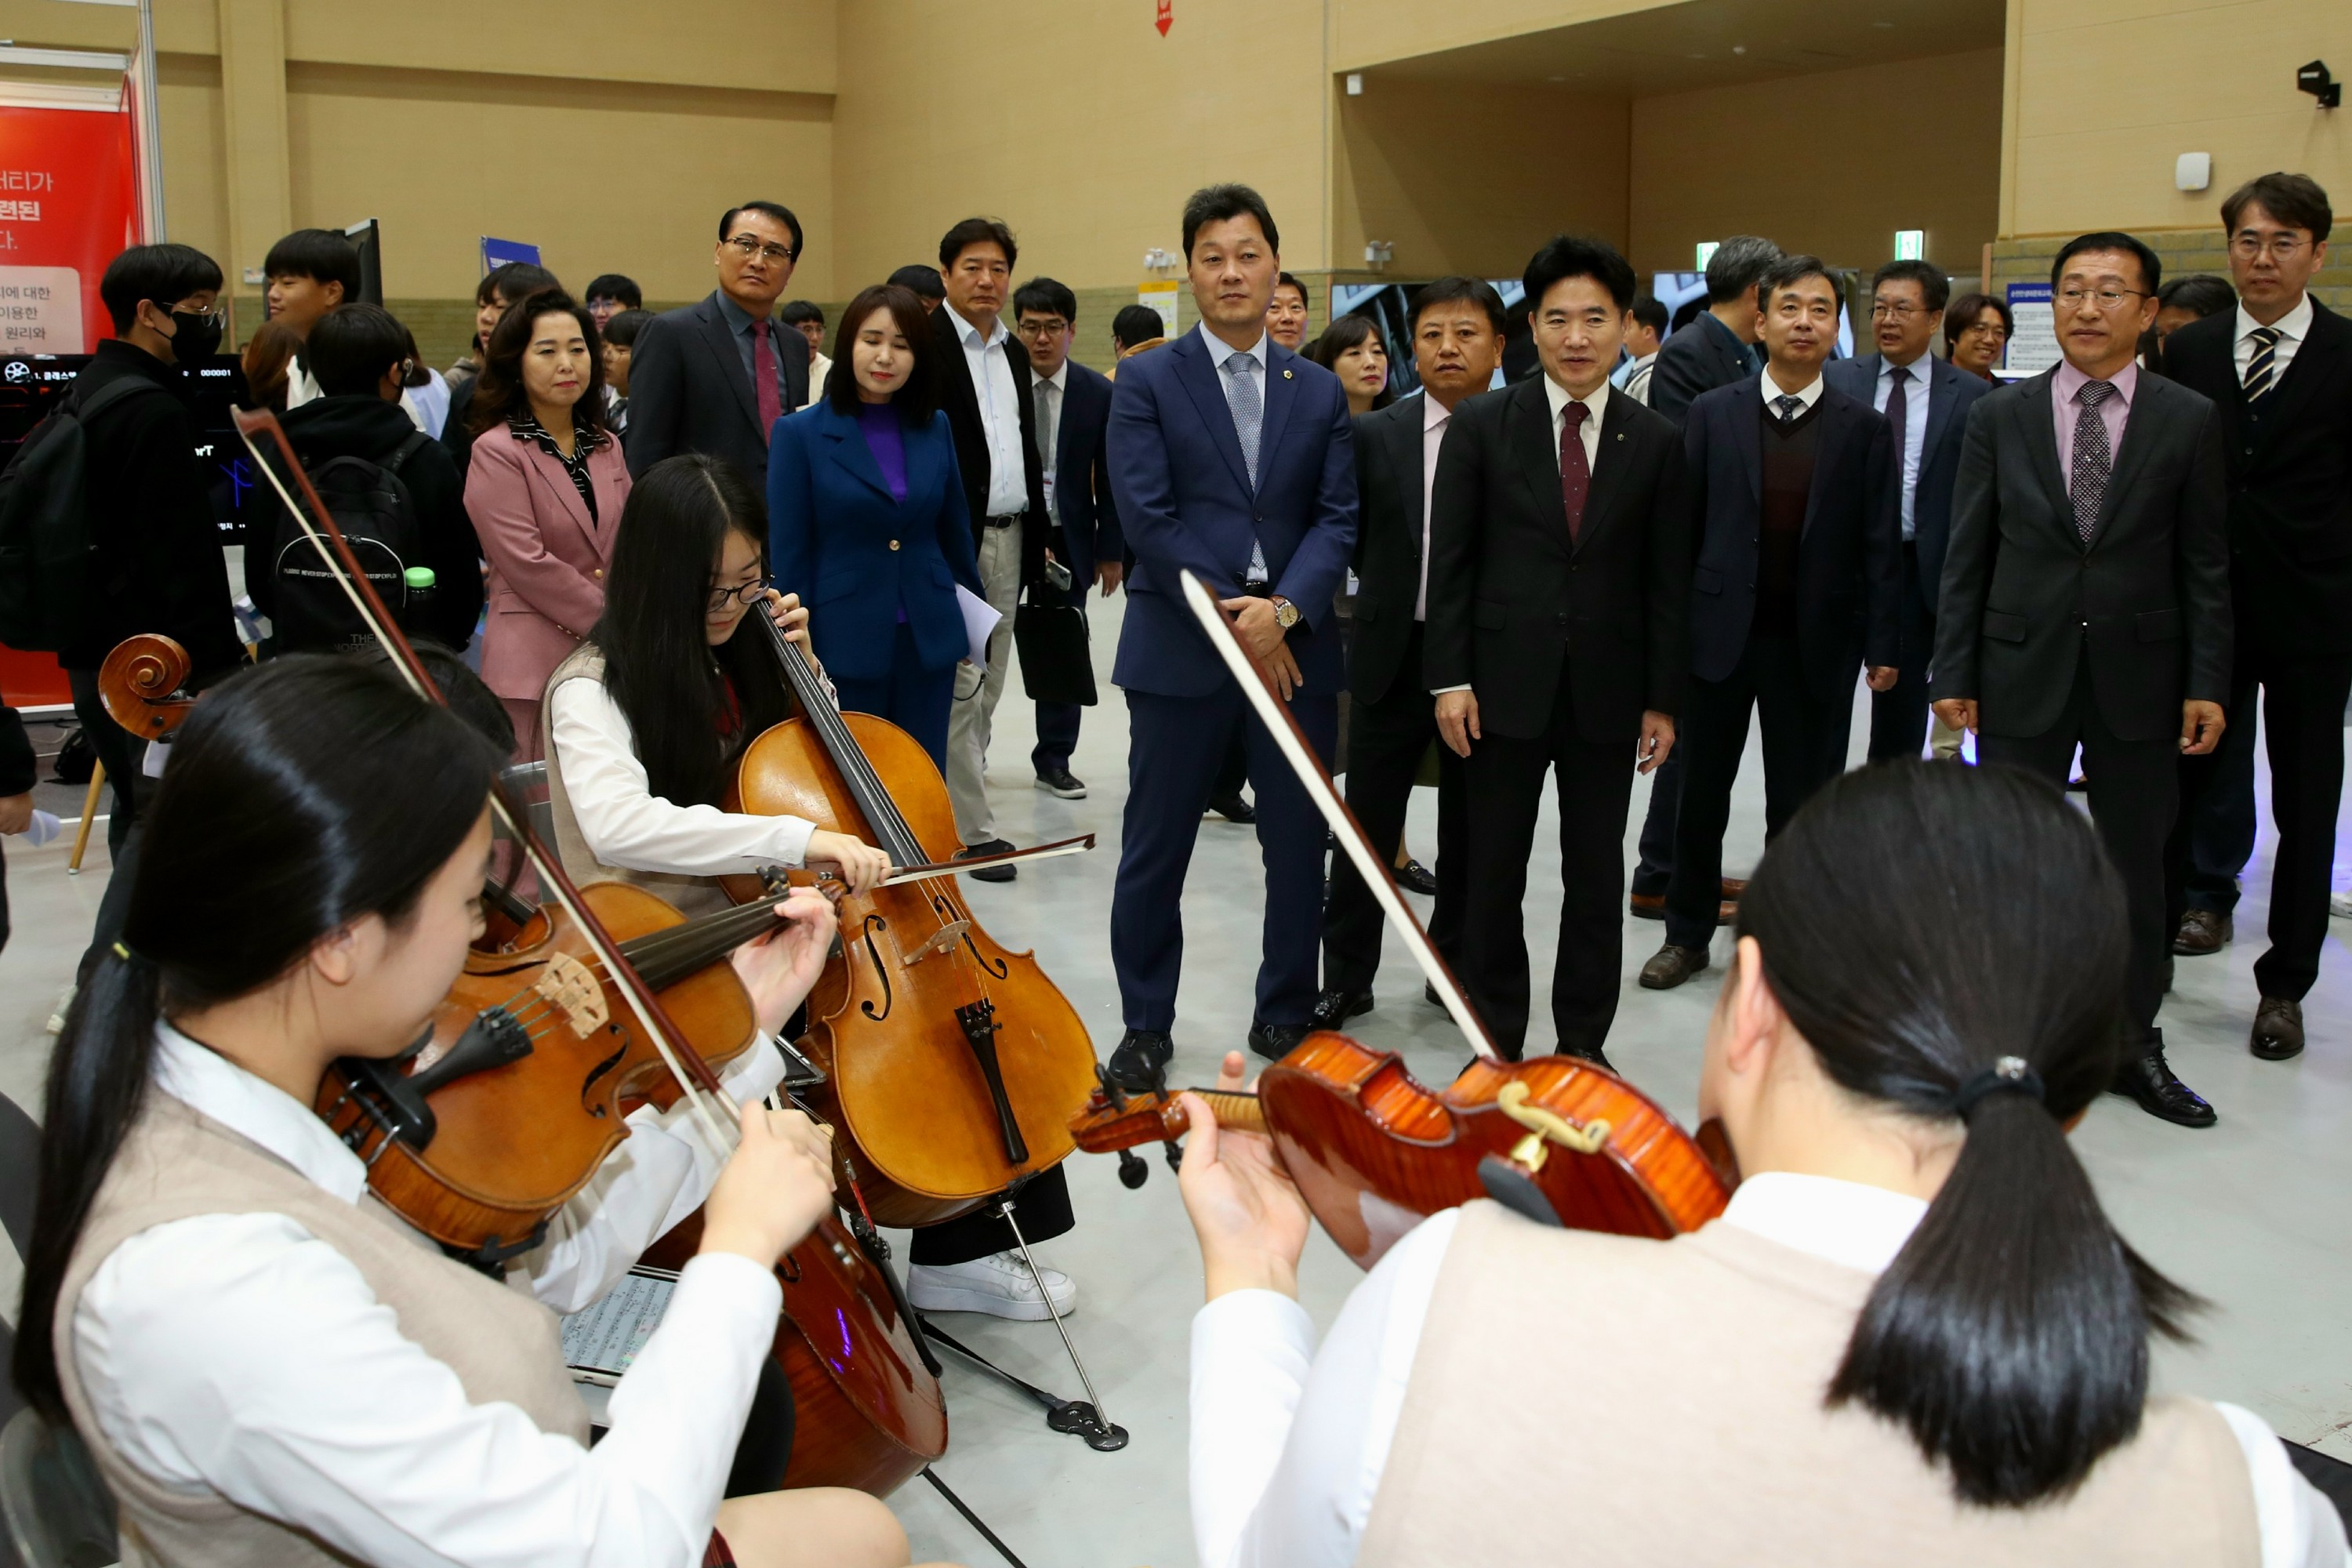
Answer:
[
  {"xmin": 542, "ymin": 452, "xmax": 890, "ymax": 915},
  {"xmin": 14, "ymin": 655, "xmax": 939, "ymax": 1567},
  {"xmin": 1177, "ymin": 761, "xmax": 2346, "ymax": 1567},
  {"xmin": 549, "ymin": 454, "xmax": 1080, "ymax": 1324}
]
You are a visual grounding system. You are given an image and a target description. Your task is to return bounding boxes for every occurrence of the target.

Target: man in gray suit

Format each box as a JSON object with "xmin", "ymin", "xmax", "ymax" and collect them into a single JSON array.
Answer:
[
  {"xmin": 1934, "ymin": 230, "xmax": 2230, "ymax": 1129},
  {"xmin": 622, "ymin": 201, "xmax": 812, "ymax": 488},
  {"xmin": 1825, "ymin": 259, "xmax": 1991, "ymax": 761}
]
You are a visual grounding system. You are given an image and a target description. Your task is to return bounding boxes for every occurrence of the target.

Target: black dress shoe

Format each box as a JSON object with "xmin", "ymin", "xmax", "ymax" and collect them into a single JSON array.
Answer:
[
  {"xmin": 1248, "ymin": 1020, "xmax": 1312, "ymax": 1062},
  {"xmin": 1207, "ymin": 792, "xmax": 1256, "ymax": 823},
  {"xmin": 1105, "ymin": 1028, "xmax": 1174, "ymax": 1093},
  {"xmin": 1311, "ymin": 988, "xmax": 1374, "ymax": 1029},
  {"xmin": 1638, "ymin": 943, "xmax": 1710, "ymax": 990},
  {"xmin": 1395, "ymin": 857, "xmax": 1439, "ymax": 895},
  {"xmin": 2252, "ymin": 996, "xmax": 2305, "ymax": 1061},
  {"xmin": 955, "ymin": 838, "xmax": 1017, "ymax": 883},
  {"xmin": 1033, "ymin": 768, "xmax": 1087, "ymax": 800},
  {"xmin": 1425, "ymin": 982, "xmax": 1445, "ymax": 1007},
  {"xmin": 1559, "ymin": 1043, "xmax": 1616, "ymax": 1073},
  {"xmin": 2108, "ymin": 1033, "xmax": 2216, "ymax": 1127}
]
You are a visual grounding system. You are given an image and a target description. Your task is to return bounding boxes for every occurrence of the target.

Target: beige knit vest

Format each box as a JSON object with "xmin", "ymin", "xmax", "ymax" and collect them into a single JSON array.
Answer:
[
  {"xmin": 1356, "ymin": 1200, "xmax": 2259, "ymax": 1568},
  {"xmin": 542, "ymin": 642, "xmax": 729, "ymax": 918},
  {"xmin": 53, "ymin": 1093, "xmax": 590, "ymax": 1568}
]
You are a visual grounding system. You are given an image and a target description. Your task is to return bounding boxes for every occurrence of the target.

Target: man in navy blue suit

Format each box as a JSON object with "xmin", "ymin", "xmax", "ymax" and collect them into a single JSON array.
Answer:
[
  {"xmin": 1013, "ymin": 277, "xmax": 1123, "ymax": 798},
  {"xmin": 1102, "ymin": 183, "xmax": 1357, "ymax": 1091},
  {"xmin": 1824, "ymin": 258, "xmax": 1991, "ymax": 762}
]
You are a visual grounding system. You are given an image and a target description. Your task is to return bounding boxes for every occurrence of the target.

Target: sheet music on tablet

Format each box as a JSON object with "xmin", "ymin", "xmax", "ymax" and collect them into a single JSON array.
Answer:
[{"xmin": 562, "ymin": 1266, "xmax": 678, "ymax": 1387}]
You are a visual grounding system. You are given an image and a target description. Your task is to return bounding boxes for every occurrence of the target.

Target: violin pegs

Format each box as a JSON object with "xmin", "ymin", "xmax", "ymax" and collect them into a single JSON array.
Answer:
[{"xmin": 1116, "ymin": 1149, "xmax": 1149, "ymax": 1190}]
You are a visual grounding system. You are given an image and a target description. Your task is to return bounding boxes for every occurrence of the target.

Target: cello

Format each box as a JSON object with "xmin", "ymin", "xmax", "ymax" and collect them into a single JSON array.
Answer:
[
  {"xmin": 724, "ymin": 592, "xmax": 1102, "ymax": 1231},
  {"xmin": 1068, "ymin": 570, "xmax": 1737, "ymax": 1265},
  {"xmin": 230, "ymin": 406, "xmax": 949, "ymax": 1499}
]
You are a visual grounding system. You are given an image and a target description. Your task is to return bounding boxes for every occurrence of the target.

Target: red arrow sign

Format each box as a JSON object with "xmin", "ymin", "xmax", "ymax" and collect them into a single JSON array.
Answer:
[{"xmin": 1156, "ymin": 1, "xmax": 1172, "ymax": 35}]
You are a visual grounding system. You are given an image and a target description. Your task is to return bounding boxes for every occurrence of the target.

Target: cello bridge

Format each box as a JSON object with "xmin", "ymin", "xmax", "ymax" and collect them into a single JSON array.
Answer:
[
  {"xmin": 899, "ymin": 918, "xmax": 971, "ymax": 967},
  {"xmin": 533, "ymin": 953, "xmax": 609, "ymax": 1037}
]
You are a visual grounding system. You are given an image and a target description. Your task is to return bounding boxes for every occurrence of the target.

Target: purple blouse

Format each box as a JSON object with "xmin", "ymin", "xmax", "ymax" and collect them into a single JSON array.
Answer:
[{"xmin": 855, "ymin": 400, "xmax": 909, "ymax": 503}]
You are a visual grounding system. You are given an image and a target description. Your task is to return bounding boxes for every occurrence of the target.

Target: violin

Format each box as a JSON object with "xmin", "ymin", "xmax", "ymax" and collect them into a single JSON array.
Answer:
[
  {"xmin": 238, "ymin": 408, "xmax": 953, "ymax": 1501},
  {"xmin": 96, "ymin": 632, "xmax": 198, "ymax": 739},
  {"xmin": 724, "ymin": 600, "xmax": 1101, "ymax": 1229},
  {"xmin": 1067, "ymin": 571, "xmax": 1737, "ymax": 1262}
]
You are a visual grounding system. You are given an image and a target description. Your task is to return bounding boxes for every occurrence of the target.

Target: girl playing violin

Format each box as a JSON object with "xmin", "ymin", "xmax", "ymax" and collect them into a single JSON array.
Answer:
[
  {"xmin": 15, "ymin": 655, "xmax": 948, "ymax": 1568},
  {"xmin": 1176, "ymin": 762, "xmax": 2345, "ymax": 1568},
  {"xmin": 543, "ymin": 454, "xmax": 1080, "ymax": 1323}
]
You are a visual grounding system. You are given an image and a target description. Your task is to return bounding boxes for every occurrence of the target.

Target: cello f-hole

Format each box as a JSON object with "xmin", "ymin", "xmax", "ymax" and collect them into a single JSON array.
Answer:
[{"xmin": 857, "ymin": 913, "xmax": 895, "ymax": 1022}]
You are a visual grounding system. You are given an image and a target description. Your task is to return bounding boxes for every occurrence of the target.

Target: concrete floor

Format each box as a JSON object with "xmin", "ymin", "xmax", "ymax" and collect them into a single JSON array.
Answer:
[{"xmin": 4, "ymin": 588, "xmax": 2350, "ymax": 1568}]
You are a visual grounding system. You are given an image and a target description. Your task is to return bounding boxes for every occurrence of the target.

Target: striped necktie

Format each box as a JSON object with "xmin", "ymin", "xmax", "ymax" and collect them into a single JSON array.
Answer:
[{"xmin": 2243, "ymin": 325, "xmax": 2283, "ymax": 403}]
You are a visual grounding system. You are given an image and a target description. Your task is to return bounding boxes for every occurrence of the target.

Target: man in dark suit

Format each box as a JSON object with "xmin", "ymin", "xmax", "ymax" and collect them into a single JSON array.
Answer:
[
  {"xmin": 622, "ymin": 201, "xmax": 811, "ymax": 488},
  {"xmin": 1425, "ymin": 243, "xmax": 1693, "ymax": 1064},
  {"xmin": 1102, "ymin": 183, "xmax": 1356, "ymax": 1091},
  {"xmin": 2161, "ymin": 173, "xmax": 2350, "ymax": 1064},
  {"xmin": 1013, "ymin": 278, "xmax": 1123, "ymax": 800},
  {"xmin": 931, "ymin": 219, "xmax": 1053, "ymax": 878},
  {"xmin": 1628, "ymin": 234, "xmax": 1782, "ymax": 924},
  {"xmin": 1313, "ymin": 277, "xmax": 1507, "ymax": 1034},
  {"xmin": 1825, "ymin": 259, "xmax": 1993, "ymax": 761},
  {"xmin": 1935, "ymin": 230, "xmax": 2230, "ymax": 1127},
  {"xmin": 1641, "ymin": 254, "xmax": 1902, "ymax": 992}
]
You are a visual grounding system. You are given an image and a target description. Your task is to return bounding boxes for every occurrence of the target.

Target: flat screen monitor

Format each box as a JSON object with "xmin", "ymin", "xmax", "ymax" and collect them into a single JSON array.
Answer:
[{"xmin": 0, "ymin": 353, "xmax": 259, "ymax": 542}]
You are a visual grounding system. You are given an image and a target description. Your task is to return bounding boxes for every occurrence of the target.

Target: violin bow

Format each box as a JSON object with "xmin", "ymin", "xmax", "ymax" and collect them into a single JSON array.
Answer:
[
  {"xmin": 1176, "ymin": 570, "xmax": 1504, "ymax": 1064},
  {"xmin": 230, "ymin": 408, "xmax": 739, "ymax": 1152}
]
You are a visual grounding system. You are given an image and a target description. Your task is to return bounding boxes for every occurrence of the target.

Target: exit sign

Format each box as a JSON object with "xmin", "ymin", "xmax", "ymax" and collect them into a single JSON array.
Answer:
[
  {"xmin": 1695, "ymin": 241, "xmax": 1720, "ymax": 270},
  {"xmin": 1894, "ymin": 230, "xmax": 1926, "ymax": 260}
]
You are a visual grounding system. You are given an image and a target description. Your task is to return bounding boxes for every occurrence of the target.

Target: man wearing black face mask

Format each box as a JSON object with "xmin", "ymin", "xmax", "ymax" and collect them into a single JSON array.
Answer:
[{"xmin": 57, "ymin": 243, "xmax": 243, "ymax": 857}]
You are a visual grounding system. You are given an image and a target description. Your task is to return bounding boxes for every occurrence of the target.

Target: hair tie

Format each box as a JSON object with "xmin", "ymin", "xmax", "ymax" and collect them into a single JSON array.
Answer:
[
  {"xmin": 1951, "ymin": 1055, "xmax": 2045, "ymax": 1122},
  {"xmin": 111, "ymin": 940, "xmax": 154, "ymax": 971}
]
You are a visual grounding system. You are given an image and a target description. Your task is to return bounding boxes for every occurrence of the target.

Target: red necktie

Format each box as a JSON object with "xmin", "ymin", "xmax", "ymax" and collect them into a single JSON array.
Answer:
[
  {"xmin": 752, "ymin": 318, "xmax": 783, "ymax": 434},
  {"xmin": 1560, "ymin": 401, "xmax": 1590, "ymax": 543}
]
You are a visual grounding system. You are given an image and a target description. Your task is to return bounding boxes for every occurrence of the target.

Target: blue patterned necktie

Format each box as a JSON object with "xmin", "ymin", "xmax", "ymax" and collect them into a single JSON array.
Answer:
[
  {"xmin": 2244, "ymin": 325, "xmax": 2282, "ymax": 403},
  {"xmin": 1772, "ymin": 394, "xmax": 1804, "ymax": 425},
  {"xmin": 1225, "ymin": 353, "xmax": 1268, "ymax": 582},
  {"xmin": 2070, "ymin": 379, "xmax": 2118, "ymax": 543}
]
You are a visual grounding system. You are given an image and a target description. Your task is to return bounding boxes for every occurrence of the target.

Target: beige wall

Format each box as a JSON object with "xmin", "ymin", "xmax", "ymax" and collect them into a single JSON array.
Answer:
[
  {"xmin": 1333, "ymin": 0, "xmax": 1657, "ymax": 74},
  {"xmin": 1630, "ymin": 48, "xmax": 2004, "ymax": 274},
  {"xmin": 2004, "ymin": 0, "xmax": 2350, "ymax": 239},
  {"xmin": 1334, "ymin": 76, "xmax": 1629, "ymax": 278},
  {"xmin": 830, "ymin": 0, "xmax": 1332, "ymax": 300}
]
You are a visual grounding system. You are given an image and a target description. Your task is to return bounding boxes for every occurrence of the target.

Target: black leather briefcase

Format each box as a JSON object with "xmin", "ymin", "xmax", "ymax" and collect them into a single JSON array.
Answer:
[{"xmin": 1014, "ymin": 593, "xmax": 1096, "ymax": 706}]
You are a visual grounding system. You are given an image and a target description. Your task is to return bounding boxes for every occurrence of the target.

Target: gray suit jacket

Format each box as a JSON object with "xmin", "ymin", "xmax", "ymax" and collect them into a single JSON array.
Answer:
[
  {"xmin": 1822, "ymin": 351, "xmax": 1990, "ymax": 602},
  {"xmin": 621, "ymin": 291, "xmax": 810, "ymax": 488},
  {"xmin": 1932, "ymin": 367, "xmax": 2230, "ymax": 742}
]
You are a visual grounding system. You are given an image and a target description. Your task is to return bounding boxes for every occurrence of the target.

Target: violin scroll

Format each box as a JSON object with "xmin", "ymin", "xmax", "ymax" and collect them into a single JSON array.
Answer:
[{"xmin": 98, "ymin": 633, "xmax": 197, "ymax": 738}]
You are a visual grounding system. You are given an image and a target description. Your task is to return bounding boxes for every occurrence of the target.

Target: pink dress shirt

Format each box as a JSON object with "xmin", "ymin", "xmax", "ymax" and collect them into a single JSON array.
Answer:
[
  {"xmin": 2051, "ymin": 358, "xmax": 2137, "ymax": 492},
  {"xmin": 1416, "ymin": 394, "xmax": 1450, "ymax": 622}
]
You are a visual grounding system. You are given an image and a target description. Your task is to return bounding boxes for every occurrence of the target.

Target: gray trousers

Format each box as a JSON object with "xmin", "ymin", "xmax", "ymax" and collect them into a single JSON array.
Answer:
[{"xmin": 946, "ymin": 521, "xmax": 1023, "ymax": 844}]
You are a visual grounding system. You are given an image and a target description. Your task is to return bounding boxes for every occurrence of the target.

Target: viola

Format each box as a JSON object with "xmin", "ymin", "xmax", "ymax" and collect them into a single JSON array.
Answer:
[
  {"xmin": 724, "ymin": 602, "xmax": 1101, "ymax": 1229},
  {"xmin": 1068, "ymin": 571, "xmax": 1737, "ymax": 1259}
]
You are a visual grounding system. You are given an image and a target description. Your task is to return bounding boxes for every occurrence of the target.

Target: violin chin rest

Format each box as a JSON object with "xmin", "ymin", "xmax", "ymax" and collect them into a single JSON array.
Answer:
[{"xmin": 1476, "ymin": 1154, "xmax": 1565, "ymax": 1229}]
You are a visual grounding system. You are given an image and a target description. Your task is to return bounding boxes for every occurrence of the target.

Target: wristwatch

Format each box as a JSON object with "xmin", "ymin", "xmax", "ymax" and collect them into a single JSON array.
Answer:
[{"xmin": 1269, "ymin": 595, "xmax": 1301, "ymax": 630}]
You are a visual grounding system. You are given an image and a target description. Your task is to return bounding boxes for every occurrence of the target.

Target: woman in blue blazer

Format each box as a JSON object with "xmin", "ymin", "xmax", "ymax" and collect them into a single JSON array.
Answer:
[{"xmin": 768, "ymin": 283, "xmax": 983, "ymax": 768}]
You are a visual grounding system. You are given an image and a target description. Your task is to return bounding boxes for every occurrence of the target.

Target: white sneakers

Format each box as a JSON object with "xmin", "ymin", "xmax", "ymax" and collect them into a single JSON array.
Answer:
[{"xmin": 906, "ymin": 1250, "xmax": 1077, "ymax": 1321}]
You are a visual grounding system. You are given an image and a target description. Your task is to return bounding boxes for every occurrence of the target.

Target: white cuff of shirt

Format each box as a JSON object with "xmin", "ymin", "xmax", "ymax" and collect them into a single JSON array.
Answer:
[
  {"xmin": 1190, "ymin": 1289, "xmax": 1317, "ymax": 1568},
  {"xmin": 1430, "ymin": 684, "xmax": 1472, "ymax": 696}
]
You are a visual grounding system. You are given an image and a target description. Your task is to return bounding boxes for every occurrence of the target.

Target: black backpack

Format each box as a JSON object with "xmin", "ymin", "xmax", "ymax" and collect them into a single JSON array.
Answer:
[
  {"xmin": 0, "ymin": 376, "xmax": 165, "ymax": 652},
  {"xmin": 270, "ymin": 431, "xmax": 432, "ymax": 653}
]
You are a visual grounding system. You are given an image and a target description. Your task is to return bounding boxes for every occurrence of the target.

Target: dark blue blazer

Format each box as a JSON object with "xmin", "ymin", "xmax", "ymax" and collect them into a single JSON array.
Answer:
[
  {"xmin": 1107, "ymin": 330, "xmax": 1358, "ymax": 699},
  {"xmin": 1683, "ymin": 376, "xmax": 1904, "ymax": 703},
  {"xmin": 766, "ymin": 401, "xmax": 985, "ymax": 683},
  {"xmin": 1822, "ymin": 351, "xmax": 1990, "ymax": 600},
  {"xmin": 1050, "ymin": 361, "xmax": 1122, "ymax": 585}
]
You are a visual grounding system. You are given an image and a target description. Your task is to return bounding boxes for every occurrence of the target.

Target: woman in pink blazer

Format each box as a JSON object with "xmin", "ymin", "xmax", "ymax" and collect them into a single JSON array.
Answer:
[{"xmin": 463, "ymin": 288, "xmax": 632, "ymax": 758}]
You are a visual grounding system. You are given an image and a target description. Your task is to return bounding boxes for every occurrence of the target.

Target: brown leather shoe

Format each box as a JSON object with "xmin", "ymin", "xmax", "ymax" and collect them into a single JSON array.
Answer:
[
  {"xmin": 2252, "ymin": 996, "xmax": 2305, "ymax": 1061},
  {"xmin": 1639, "ymin": 943, "xmax": 1711, "ymax": 990},
  {"xmin": 1629, "ymin": 891, "xmax": 1666, "ymax": 921},
  {"xmin": 2172, "ymin": 907, "xmax": 2231, "ymax": 956},
  {"xmin": 1720, "ymin": 877, "xmax": 1748, "ymax": 900}
]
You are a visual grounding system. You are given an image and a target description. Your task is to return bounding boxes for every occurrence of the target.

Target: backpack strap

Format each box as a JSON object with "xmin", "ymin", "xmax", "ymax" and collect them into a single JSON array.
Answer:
[
  {"xmin": 69, "ymin": 373, "xmax": 167, "ymax": 423},
  {"xmin": 385, "ymin": 430, "xmax": 433, "ymax": 475}
]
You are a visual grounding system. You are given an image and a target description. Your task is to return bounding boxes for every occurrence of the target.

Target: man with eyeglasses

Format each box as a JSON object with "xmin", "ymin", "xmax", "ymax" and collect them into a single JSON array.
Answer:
[
  {"xmin": 622, "ymin": 201, "xmax": 811, "ymax": 488},
  {"xmin": 2159, "ymin": 172, "xmax": 2350, "ymax": 1066},
  {"xmin": 1934, "ymin": 230, "xmax": 2230, "ymax": 1129},
  {"xmin": 1827, "ymin": 259, "xmax": 1991, "ymax": 764}
]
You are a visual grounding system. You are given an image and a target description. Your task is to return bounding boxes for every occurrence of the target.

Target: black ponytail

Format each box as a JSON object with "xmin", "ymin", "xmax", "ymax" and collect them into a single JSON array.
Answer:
[
  {"xmin": 12, "ymin": 656, "xmax": 498, "ymax": 1419},
  {"xmin": 1736, "ymin": 761, "xmax": 2200, "ymax": 1506}
]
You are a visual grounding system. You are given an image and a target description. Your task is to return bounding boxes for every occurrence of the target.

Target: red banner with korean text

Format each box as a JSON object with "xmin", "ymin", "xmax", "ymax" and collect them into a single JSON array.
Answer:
[{"xmin": 0, "ymin": 99, "xmax": 138, "ymax": 354}]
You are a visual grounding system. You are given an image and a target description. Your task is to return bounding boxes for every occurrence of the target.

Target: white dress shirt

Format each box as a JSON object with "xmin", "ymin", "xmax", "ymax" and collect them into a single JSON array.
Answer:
[
  {"xmin": 74, "ymin": 1023, "xmax": 791, "ymax": 1568},
  {"xmin": 547, "ymin": 675, "xmax": 819, "ymax": 875},
  {"xmin": 808, "ymin": 351, "xmax": 834, "ymax": 411},
  {"xmin": 2234, "ymin": 292, "xmax": 2314, "ymax": 384},
  {"xmin": 1872, "ymin": 351, "xmax": 1933, "ymax": 540},
  {"xmin": 1196, "ymin": 322, "xmax": 1272, "ymax": 582},
  {"xmin": 1033, "ymin": 360, "xmax": 1066, "ymax": 524},
  {"xmin": 1414, "ymin": 392, "xmax": 1450, "ymax": 622},
  {"xmin": 1189, "ymin": 1172, "xmax": 2347, "ymax": 1568},
  {"xmin": 945, "ymin": 307, "xmax": 1031, "ymax": 518},
  {"xmin": 1760, "ymin": 365, "xmax": 1826, "ymax": 415}
]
